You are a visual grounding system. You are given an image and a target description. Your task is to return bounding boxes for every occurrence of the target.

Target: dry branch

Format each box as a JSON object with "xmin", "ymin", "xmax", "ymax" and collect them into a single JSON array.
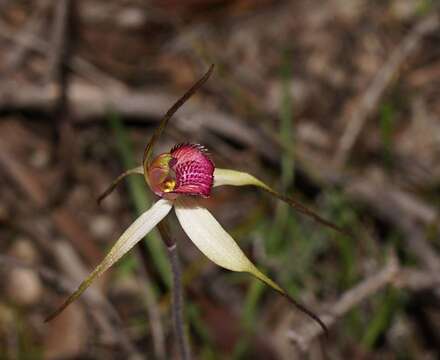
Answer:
[
  {"xmin": 5, "ymin": 0, "xmax": 51, "ymax": 71},
  {"xmin": 344, "ymin": 170, "xmax": 440, "ymax": 273},
  {"xmin": 133, "ymin": 251, "xmax": 167, "ymax": 360},
  {"xmin": 0, "ymin": 121, "xmax": 102, "ymax": 263},
  {"xmin": 46, "ymin": 0, "xmax": 72, "ymax": 83},
  {"xmin": 288, "ymin": 255, "xmax": 400, "ymax": 352},
  {"xmin": 288, "ymin": 255, "xmax": 440, "ymax": 353},
  {"xmin": 333, "ymin": 14, "xmax": 439, "ymax": 167},
  {"xmin": 0, "ymin": 81, "xmax": 266, "ymax": 157},
  {"xmin": 0, "ymin": 19, "xmax": 125, "ymax": 89}
]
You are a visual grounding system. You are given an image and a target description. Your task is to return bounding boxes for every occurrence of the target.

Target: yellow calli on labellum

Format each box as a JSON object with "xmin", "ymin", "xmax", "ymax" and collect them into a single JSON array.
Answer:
[{"xmin": 46, "ymin": 65, "xmax": 344, "ymax": 333}]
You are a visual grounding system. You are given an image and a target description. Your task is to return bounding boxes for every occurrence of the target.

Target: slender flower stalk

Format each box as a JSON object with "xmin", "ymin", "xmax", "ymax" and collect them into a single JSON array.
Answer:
[
  {"xmin": 157, "ymin": 221, "xmax": 191, "ymax": 360},
  {"xmin": 46, "ymin": 64, "xmax": 346, "ymax": 337}
]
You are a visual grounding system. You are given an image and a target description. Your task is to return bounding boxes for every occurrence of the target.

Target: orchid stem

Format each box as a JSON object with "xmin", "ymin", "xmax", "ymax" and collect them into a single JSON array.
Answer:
[{"xmin": 158, "ymin": 221, "xmax": 191, "ymax": 360}]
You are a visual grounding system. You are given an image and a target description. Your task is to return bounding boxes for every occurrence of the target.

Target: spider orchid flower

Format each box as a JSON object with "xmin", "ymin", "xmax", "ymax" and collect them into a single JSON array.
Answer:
[{"xmin": 46, "ymin": 65, "xmax": 345, "ymax": 333}]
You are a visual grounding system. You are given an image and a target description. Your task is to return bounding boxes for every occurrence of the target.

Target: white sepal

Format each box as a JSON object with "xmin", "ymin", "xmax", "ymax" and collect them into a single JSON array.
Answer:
[
  {"xmin": 213, "ymin": 168, "xmax": 271, "ymax": 190},
  {"xmin": 46, "ymin": 198, "xmax": 173, "ymax": 321},
  {"xmin": 174, "ymin": 196, "xmax": 284, "ymax": 293},
  {"xmin": 213, "ymin": 168, "xmax": 345, "ymax": 235}
]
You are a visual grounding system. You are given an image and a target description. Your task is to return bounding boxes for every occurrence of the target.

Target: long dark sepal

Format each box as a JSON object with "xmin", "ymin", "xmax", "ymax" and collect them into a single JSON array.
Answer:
[{"xmin": 142, "ymin": 64, "xmax": 215, "ymax": 174}]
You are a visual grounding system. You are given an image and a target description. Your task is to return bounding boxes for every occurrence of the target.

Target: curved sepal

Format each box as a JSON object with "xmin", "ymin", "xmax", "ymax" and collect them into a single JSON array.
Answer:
[
  {"xmin": 142, "ymin": 65, "xmax": 214, "ymax": 176},
  {"xmin": 213, "ymin": 168, "xmax": 348, "ymax": 236},
  {"xmin": 45, "ymin": 199, "xmax": 173, "ymax": 322},
  {"xmin": 174, "ymin": 196, "xmax": 327, "ymax": 334},
  {"xmin": 97, "ymin": 166, "xmax": 144, "ymax": 205}
]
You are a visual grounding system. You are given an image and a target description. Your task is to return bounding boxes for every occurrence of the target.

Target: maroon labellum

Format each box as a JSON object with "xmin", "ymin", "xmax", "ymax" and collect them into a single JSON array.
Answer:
[{"xmin": 147, "ymin": 143, "xmax": 214, "ymax": 200}]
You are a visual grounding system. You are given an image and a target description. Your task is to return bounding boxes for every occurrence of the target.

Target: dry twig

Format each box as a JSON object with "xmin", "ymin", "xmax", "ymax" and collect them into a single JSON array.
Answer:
[
  {"xmin": 46, "ymin": 0, "xmax": 73, "ymax": 84},
  {"xmin": 133, "ymin": 251, "xmax": 167, "ymax": 360},
  {"xmin": 288, "ymin": 254, "xmax": 400, "ymax": 352},
  {"xmin": 288, "ymin": 255, "xmax": 440, "ymax": 353},
  {"xmin": 344, "ymin": 170, "xmax": 440, "ymax": 274},
  {"xmin": 333, "ymin": 14, "xmax": 439, "ymax": 167},
  {"xmin": 0, "ymin": 19, "xmax": 125, "ymax": 89},
  {"xmin": 0, "ymin": 80, "xmax": 265, "ymax": 155},
  {"xmin": 5, "ymin": 0, "xmax": 51, "ymax": 71},
  {"xmin": 0, "ymin": 121, "xmax": 102, "ymax": 263}
]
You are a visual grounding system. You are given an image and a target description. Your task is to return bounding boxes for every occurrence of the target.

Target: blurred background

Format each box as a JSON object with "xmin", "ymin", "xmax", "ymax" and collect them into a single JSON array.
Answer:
[{"xmin": 0, "ymin": 0, "xmax": 439, "ymax": 359}]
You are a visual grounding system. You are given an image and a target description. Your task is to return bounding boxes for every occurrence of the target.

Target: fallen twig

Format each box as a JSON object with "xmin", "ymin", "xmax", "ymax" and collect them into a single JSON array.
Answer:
[
  {"xmin": 288, "ymin": 252, "xmax": 440, "ymax": 353},
  {"xmin": 344, "ymin": 169, "xmax": 440, "ymax": 274},
  {"xmin": 46, "ymin": 0, "xmax": 73, "ymax": 84},
  {"xmin": 0, "ymin": 19, "xmax": 125, "ymax": 89},
  {"xmin": 288, "ymin": 254, "xmax": 400, "ymax": 352},
  {"xmin": 5, "ymin": 0, "xmax": 51, "ymax": 72},
  {"xmin": 134, "ymin": 251, "xmax": 167, "ymax": 360},
  {"xmin": 0, "ymin": 121, "xmax": 102, "ymax": 263},
  {"xmin": 333, "ymin": 14, "xmax": 439, "ymax": 167},
  {"xmin": 0, "ymin": 80, "xmax": 267, "ymax": 159}
]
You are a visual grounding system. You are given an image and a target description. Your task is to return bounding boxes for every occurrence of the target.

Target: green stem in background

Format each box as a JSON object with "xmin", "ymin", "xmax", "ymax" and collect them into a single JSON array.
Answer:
[
  {"xmin": 231, "ymin": 277, "xmax": 265, "ymax": 360},
  {"xmin": 157, "ymin": 221, "xmax": 192, "ymax": 360},
  {"xmin": 187, "ymin": 304, "xmax": 216, "ymax": 360},
  {"xmin": 109, "ymin": 112, "xmax": 171, "ymax": 288},
  {"xmin": 379, "ymin": 103, "xmax": 395, "ymax": 171},
  {"xmin": 238, "ymin": 52, "xmax": 296, "ymax": 358},
  {"xmin": 336, "ymin": 231, "xmax": 356, "ymax": 287},
  {"xmin": 362, "ymin": 287, "xmax": 400, "ymax": 349},
  {"xmin": 268, "ymin": 50, "xmax": 295, "ymax": 253},
  {"xmin": 279, "ymin": 52, "xmax": 295, "ymax": 192}
]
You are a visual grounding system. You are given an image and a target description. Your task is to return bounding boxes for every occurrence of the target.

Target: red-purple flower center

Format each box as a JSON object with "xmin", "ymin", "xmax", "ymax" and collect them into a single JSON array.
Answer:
[{"xmin": 147, "ymin": 144, "xmax": 214, "ymax": 200}]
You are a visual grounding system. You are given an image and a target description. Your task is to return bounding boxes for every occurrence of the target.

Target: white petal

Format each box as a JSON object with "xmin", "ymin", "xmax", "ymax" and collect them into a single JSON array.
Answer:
[
  {"xmin": 174, "ymin": 197, "xmax": 283, "ymax": 293},
  {"xmin": 46, "ymin": 198, "xmax": 173, "ymax": 321}
]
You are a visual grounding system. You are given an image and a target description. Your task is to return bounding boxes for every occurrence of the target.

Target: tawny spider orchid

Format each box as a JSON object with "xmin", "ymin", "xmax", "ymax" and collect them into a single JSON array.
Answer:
[{"xmin": 46, "ymin": 65, "xmax": 347, "ymax": 334}]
